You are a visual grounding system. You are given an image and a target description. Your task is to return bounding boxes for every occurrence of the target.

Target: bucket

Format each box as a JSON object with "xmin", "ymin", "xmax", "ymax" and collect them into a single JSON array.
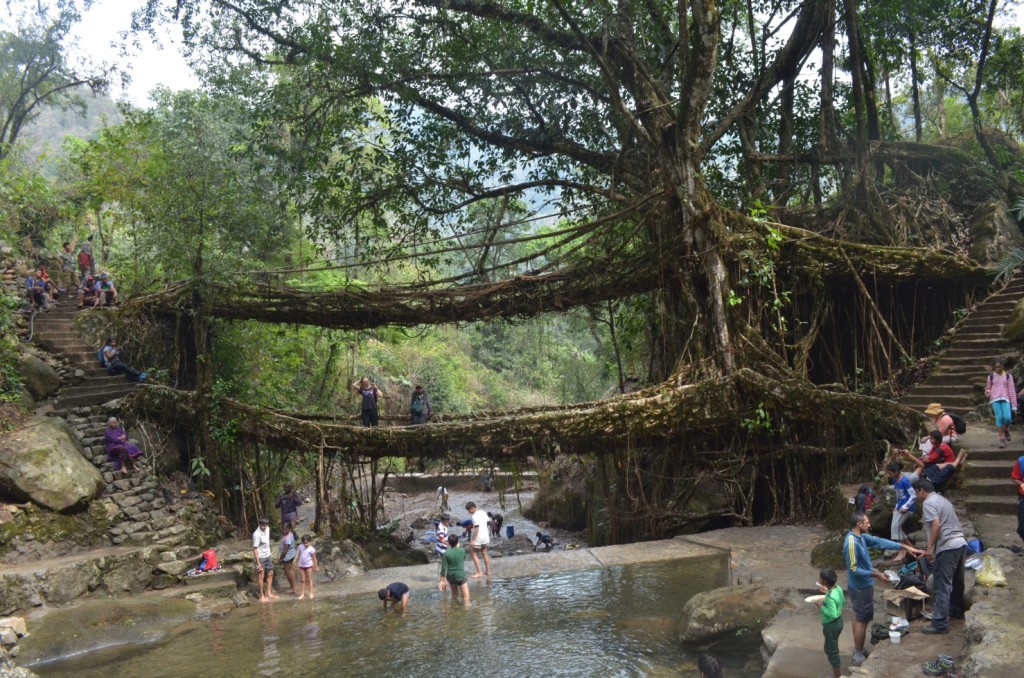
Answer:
[
  {"xmin": 889, "ymin": 630, "xmax": 901, "ymax": 644},
  {"xmin": 506, "ymin": 525, "xmax": 515, "ymax": 538}
]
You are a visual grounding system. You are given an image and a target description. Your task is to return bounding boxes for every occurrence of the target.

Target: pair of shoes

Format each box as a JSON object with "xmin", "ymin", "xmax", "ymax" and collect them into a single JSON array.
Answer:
[
  {"xmin": 852, "ymin": 651, "xmax": 867, "ymax": 667},
  {"xmin": 922, "ymin": 655, "xmax": 955, "ymax": 676},
  {"xmin": 138, "ymin": 372, "xmax": 149, "ymax": 383},
  {"xmin": 921, "ymin": 624, "xmax": 949, "ymax": 635},
  {"xmin": 999, "ymin": 440, "xmax": 1006, "ymax": 448}
]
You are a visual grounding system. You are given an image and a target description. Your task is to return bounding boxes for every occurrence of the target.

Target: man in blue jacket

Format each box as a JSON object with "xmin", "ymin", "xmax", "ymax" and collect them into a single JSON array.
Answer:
[{"xmin": 843, "ymin": 512, "xmax": 923, "ymax": 666}]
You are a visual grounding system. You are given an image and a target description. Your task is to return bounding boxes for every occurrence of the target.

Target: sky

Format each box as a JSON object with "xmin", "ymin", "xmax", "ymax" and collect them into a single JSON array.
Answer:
[{"xmin": 71, "ymin": 0, "xmax": 199, "ymax": 107}]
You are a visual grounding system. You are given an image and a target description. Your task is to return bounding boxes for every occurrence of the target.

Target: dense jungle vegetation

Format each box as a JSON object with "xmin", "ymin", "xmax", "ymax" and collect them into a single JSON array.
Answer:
[{"xmin": 2, "ymin": 0, "xmax": 1024, "ymax": 544}]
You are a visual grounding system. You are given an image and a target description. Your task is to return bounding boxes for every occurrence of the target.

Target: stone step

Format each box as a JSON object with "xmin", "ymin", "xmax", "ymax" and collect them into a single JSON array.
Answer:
[
  {"xmin": 184, "ymin": 569, "xmax": 239, "ymax": 587},
  {"xmin": 966, "ymin": 460, "xmax": 1017, "ymax": 478},
  {"xmin": 963, "ymin": 477, "xmax": 1019, "ymax": 496},
  {"xmin": 962, "ymin": 494, "xmax": 1018, "ymax": 515},
  {"xmin": 164, "ymin": 578, "xmax": 240, "ymax": 599},
  {"xmin": 58, "ymin": 387, "xmax": 139, "ymax": 410}
]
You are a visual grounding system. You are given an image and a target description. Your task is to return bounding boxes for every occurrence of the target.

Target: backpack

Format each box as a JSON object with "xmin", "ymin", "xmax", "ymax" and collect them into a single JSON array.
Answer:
[
  {"xmin": 948, "ymin": 412, "xmax": 967, "ymax": 435},
  {"xmin": 411, "ymin": 393, "xmax": 425, "ymax": 414},
  {"xmin": 97, "ymin": 347, "xmax": 108, "ymax": 367},
  {"xmin": 854, "ymin": 484, "xmax": 875, "ymax": 512},
  {"xmin": 77, "ymin": 250, "xmax": 90, "ymax": 267}
]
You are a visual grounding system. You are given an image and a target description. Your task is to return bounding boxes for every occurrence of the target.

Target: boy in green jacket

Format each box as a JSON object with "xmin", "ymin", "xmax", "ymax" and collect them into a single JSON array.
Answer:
[{"xmin": 816, "ymin": 567, "xmax": 845, "ymax": 678}]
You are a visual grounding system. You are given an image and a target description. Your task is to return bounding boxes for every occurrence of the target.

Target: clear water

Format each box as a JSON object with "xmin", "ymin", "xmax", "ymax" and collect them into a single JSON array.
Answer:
[{"xmin": 31, "ymin": 556, "xmax": 760, "ymax": 678}]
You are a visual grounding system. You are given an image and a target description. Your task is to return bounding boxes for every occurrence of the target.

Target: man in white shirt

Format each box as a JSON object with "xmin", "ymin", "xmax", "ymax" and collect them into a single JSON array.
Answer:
[
  {"xmin": 252, "ymin": 516, "xmax": 277, "ymax": 601},
  {"xmin": 466, "ymin": 501, "xmax": 491, "ymax": 578}
]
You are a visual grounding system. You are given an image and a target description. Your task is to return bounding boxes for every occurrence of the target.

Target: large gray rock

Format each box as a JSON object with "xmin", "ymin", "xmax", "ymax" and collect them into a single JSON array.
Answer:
[
  {"xmin": 676, "ymin": 583, "xmax": 791, "ymax": 647},
  {"xmin": 1004, "ymin": 298, "xmax": 1024, "ymax": 343},
  {"xmin": 0, "ymin": 417, "xmax": 103, "ymax": 512},
  {"xmin": 15, "ymin": 355, "xmax": 59, "ymax": 402},
  {"xmin": 969, "ymin": 199, "xmax": 1024, "ymax": 267}
]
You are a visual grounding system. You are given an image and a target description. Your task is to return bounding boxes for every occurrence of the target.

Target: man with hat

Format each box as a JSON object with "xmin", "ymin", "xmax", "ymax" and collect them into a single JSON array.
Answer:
[
  {"xmin": 923, "ymin": 403, "xmax": 957, "ymax": 444},
  {"xmin": 252, "ymin": 517, "xmax": 277, "ymax": 601}
]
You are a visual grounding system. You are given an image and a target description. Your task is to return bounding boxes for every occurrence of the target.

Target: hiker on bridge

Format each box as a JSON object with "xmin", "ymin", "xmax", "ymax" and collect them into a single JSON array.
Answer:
[
  {"xmin": 410, "ymin": 384, "xmax": 431, "ymax": 424},
  {"xmin": 352, "ymin": 376, "xmax": 384, "ymax": 427}
]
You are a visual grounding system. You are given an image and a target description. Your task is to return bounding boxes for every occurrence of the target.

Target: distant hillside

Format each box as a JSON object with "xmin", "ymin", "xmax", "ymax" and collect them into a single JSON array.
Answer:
[{"xmin": 20, "ymin": 88, "xmax": 125, "ymax": 174}]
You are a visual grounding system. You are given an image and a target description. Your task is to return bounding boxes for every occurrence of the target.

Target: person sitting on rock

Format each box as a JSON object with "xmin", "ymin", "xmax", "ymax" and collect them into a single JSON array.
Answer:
[
  {"xmin": 97, "ymin": 272, "xmax": 118, "ymax": 306},
  {"xmin": 101, "ymin": 337, "xmax": 148, "ymax": 383},
  {"xmin": 78, "ymin": 274, "xmax": 100, "ymax": 308},
  {"xmin": 25, "ymin": 269, "xmax": 48, "ymax": 311},
  {"xmin": 104, "ymin": 416, "xmax": 143, "ymax": 473}
]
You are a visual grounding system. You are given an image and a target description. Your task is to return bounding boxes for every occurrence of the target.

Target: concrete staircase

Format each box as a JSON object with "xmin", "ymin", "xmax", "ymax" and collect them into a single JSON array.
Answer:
[
  {"xmin": 901, "ymin": 275, "xmax": 1024, "ymax": 516},
  {"xmin": 30, "ymin": 306, "xmax": 142, "ymax": 410}
]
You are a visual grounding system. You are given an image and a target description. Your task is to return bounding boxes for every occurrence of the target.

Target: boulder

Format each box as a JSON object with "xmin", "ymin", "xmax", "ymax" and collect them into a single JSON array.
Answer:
[
  {"xmin": 0, "ymin": 417, "xmax": 104, "ymax": 512},
  {"xmin": 676, "ymin": 583, "xmax": 791, "ymax": 647},
  {"xmin": 1005, "ymin": 299, "xmax": 1024, "ymax": 343},
  {"xmin": 15, "ymin": 355, "xmax": 59, "ymax": 402},
  {"xmin": 968, "ymin": 198, "xmax": 1024, "ymax": 267}
]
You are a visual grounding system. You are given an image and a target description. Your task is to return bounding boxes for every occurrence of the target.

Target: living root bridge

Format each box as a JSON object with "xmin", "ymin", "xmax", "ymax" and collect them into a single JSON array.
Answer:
[
  {"xmin": 124, "ymin": 369, "xmax": 919, "ymax": 461},
  {"xmin": 119, "ymin": 210, "xmax": 985, "ymax": 332}
]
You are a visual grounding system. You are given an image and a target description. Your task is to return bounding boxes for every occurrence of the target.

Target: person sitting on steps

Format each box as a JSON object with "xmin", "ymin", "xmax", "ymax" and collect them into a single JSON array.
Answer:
[
  {"xmin": 104, "ymin": 416, "xmax": 143, "ymax": 474},
  {"xmin": 97, "ymin": 272, "xmax": 118, "ymax": 306},
  {"xmin": 100, "ymin": 337, "xmax": 149, "ymax": 383},
  {"xmin": 25, "ymin": 269, "xmax": 48, "ymax": 312},
  {"xmin": 896, "ymin": 431, "xmax": 967, "ymax": 491},
  {"xmin": 78, "ymin": 274, "xmax": 100, "ymax": 308}
]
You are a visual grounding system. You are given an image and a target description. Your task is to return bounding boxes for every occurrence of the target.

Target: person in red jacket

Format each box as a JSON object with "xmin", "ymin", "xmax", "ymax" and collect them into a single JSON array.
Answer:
[{"xmin": 1012, "ymin": 455, "xmax": 1024, "ymax": 546}]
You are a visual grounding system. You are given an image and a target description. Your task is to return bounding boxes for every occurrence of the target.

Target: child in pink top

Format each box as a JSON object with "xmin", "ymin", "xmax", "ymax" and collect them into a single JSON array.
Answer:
[
  {"xmin": 985, "ymin": 359, "xmax": 1017, "ymax": 449},
  {"xmin": 297, "ymin": 535, "xmax": 319, "ymax": 599}
]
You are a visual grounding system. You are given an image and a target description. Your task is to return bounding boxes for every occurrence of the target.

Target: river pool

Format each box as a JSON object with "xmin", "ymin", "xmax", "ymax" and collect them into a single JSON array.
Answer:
[{"xmin": 27, "ymin": 555, "xmax": 761, "ymax": 677}]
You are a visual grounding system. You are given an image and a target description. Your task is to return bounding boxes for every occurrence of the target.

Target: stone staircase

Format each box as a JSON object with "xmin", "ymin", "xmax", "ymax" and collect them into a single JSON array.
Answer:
[
  {"xmin": 902, "ymin": 274, "xmax": 1024, "ymax": 414},
  {"xmin": 29, "ymin": 306, "xmax": 142, "ymax": 410},
  {"xmin": 901, "ymin": 274, "xmax": 1024, "ymax": 516}
]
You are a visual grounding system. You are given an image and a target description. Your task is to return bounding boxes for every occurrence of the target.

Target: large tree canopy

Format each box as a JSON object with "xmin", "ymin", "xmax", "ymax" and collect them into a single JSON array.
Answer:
[{"xmin": 117, "ymin": 0, "xmax": 1023, "ymax": 537}]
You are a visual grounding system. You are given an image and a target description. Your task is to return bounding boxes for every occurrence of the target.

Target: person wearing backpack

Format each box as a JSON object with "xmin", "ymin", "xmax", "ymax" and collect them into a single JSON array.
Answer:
[
  {"xmin": 1012, "ymin": 455, "xmax": 1024, "ymax": 546},
  {"xmin": 100, "ymin": 337, "xmax": 148, "ymax": 383},
  {"xmin": 985, "ymin": 359, "xmax": 1017, "ymax": 449},
  {"xmin": 410, "ymin": 384, "xmax": 431, "ymax": 424},
  {"xmin": 352, "ymin": 376, "xmax": 384, "ymax": 426},
  {"xmin": 923, "ymin": 403, "xmax": 960, "ymax": 444},
  {"xmin": 78, "ymin": 236, "xmax": 95, "ymax": 278}
]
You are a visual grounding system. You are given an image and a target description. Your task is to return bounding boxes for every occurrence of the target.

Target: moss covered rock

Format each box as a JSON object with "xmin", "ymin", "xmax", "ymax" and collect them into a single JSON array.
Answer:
[
  {"xmin": 1004, "ymin": 299, "xmax": 1024, "ymax": 342},
  {"xmin": 15, "ymin": 354, "xmax": 59, "ymax": 402},
  {"xmin": 0, "ymin": 416, "xmax": 103, "ymax": 512}
]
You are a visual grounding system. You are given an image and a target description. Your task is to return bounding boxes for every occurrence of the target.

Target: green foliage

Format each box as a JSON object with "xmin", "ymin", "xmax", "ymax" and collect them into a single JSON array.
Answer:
[
  {"xmin": 0, "ymin": 288, "xmax": 24, "ymax": 399},
  {"xmin": 0, "ymin": 0, "xmax": 110, "ymax": 160},
  {"xmin": 741, "ymin": 402, "xmax": 774, "ymax": 434},
  {"xmin": 0, "ymin": 155, "xmax": 75, "ymax": 244}
]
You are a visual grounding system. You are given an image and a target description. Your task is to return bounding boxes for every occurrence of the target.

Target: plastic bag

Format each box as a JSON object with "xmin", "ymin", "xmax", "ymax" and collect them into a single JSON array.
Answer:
[{"xmin": 977, "ymin": 555, "xmax": 1007, "ymax": 587}]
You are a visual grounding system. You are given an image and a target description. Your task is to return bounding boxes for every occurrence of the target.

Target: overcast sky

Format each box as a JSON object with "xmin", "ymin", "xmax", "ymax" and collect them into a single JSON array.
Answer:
[{"xmin": 72, "ymin": 0, "xmax": 198, "ymax": 107}]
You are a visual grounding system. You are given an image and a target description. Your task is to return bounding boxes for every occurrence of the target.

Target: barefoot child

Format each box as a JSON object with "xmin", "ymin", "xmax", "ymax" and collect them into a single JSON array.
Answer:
[
  {"xmin": 817, "ymin": 568, "xmax": 844, "ymax": 678},
  {"xmin": 297, "ymin": 534, "xmax": 318, "ymax": 599}
]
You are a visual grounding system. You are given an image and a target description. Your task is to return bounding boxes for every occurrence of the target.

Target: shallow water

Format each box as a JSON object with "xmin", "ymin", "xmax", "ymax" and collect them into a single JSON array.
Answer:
[{"xmin": 31, "ymin": 556, "xmax": 760, "ymax": 678}]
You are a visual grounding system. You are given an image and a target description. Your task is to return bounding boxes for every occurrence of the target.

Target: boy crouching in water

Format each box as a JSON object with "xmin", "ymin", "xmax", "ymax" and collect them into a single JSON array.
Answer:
[{"xmin": 817, "ymin": 568, "xmax": 845, "ymax": 678}]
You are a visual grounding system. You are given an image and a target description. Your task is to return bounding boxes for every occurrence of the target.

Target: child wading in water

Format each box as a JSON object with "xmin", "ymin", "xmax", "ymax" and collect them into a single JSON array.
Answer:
[
  {"xmin": 817, "ymin": 567, "xmax": 845, "ymax": 678},
  {"xmin": 297, "ymin": 535, "xmax": 318, "ymax": 599}
]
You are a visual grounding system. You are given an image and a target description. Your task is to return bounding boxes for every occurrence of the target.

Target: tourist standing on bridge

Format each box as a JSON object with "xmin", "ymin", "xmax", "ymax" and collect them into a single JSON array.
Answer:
[
  {"xmin": 843, "ymin": 512, "xmax": 923, "ymax": 666},
  {"xmin": 985, "ymin": 359, "xmax": 1017, "ymax": 449},
  {"xmin": 410, "ymin": 384, "xmax": 431, "ymax": 424},
  {"xmin": 353, "ymin": 376, "xmax": 384, "ymax": 426},
  {"xmin": 914, "ymin": 479, "xmax": 967, "ymax": 635}
]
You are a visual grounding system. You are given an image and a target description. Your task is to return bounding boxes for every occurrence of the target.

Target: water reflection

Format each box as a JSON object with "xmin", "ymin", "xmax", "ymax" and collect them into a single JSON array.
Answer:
[{"xmin": 33, "ymin": 555, "xmax": 758, "ymax": 678}]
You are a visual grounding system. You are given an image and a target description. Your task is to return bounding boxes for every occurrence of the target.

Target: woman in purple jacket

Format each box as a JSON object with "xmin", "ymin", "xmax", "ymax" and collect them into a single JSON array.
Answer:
[{"xmin": 104, "ymin": 416, "xmax": 142, "ymax": 473}]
